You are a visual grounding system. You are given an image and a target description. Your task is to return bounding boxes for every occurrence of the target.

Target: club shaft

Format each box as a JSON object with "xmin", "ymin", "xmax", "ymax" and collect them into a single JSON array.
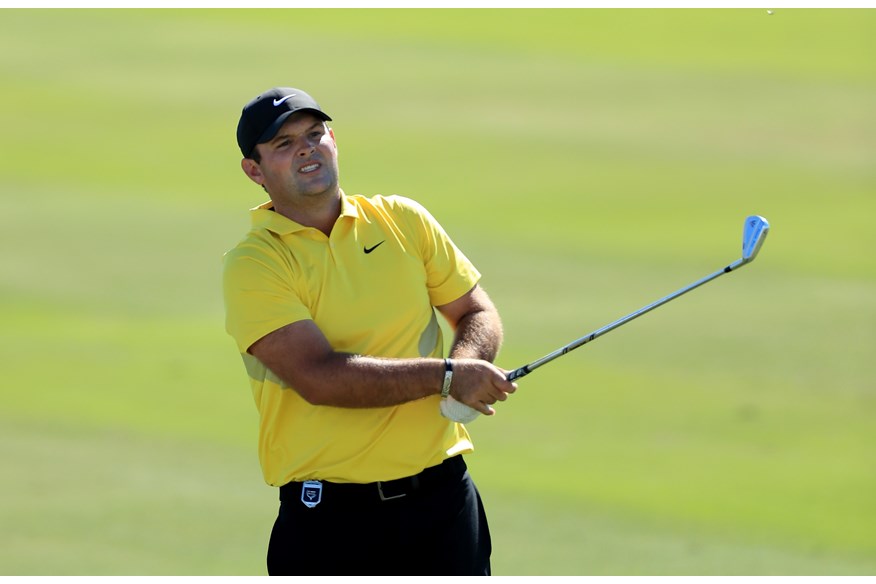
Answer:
[{"xmin": 507, "ymin": 257, "xmax": 747, "ymax": 381}]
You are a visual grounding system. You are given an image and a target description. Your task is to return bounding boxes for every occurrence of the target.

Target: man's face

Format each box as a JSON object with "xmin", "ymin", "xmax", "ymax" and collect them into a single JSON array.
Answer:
[{"xmin": 245, "ymin": 112, "xmax": 339, "ymax": 201}]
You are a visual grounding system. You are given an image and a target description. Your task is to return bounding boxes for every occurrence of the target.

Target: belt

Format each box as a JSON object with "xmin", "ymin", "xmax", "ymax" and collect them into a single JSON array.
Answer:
[{"xmin": 279, "ymin": 455, "xmax": 466, "ymax": 506}]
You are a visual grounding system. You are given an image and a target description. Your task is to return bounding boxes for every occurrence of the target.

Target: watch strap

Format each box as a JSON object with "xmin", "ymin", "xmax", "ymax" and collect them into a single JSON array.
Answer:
[{"xmin": 441, "ymin": 358, "xmax": 454, "ymax": 398}]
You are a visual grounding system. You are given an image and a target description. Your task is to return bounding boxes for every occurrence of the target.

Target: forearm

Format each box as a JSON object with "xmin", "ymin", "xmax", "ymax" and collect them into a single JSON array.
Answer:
[
  {"xmin": 448, "ymin": 304, "xmax": 504, "ymax": 362},
  {"xmin": 287, "ymin": 353, "xmax": 445, "ymax": 408},
  {"xmin": 275, "ymin": 351, "xmax": 510, "ymax": 415}
]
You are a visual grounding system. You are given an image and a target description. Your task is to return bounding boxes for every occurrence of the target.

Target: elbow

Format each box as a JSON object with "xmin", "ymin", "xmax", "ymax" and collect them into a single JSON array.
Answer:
[
  {"xmin": 257, "ymin": 349, "xmax": 347, "ymax": 407},
  {"xmin": 284, "ymin": 374, "xmax": 329, "ymax": 406},
  {"xmin": 295, "ymin": 385, "xmax": 329, "ymax": 406}
]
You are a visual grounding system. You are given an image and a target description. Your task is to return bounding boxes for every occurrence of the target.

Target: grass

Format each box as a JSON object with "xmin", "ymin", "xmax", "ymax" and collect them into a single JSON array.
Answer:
[{"xmin": 1, "ymin": 7, "xmax": 874, "ymax": 576}]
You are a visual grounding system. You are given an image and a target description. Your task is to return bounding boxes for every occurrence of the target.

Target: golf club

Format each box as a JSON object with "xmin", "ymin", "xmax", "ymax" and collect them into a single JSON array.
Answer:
[{"xmin": 440, "ymin": 215, "xmax": 770, "ymax": 423}]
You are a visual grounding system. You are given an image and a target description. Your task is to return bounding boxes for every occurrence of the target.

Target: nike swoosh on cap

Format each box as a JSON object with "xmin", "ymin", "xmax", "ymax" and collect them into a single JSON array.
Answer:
[{"xmin": 273, "ymin": 94, "xmax": 297, "ymax": 106}]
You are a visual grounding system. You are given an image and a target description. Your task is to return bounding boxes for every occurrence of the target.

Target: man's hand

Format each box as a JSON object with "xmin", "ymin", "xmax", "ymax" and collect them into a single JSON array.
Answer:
[{"xmin": 446, "ymin": 358, "xmax": 517, "ymax": 416}]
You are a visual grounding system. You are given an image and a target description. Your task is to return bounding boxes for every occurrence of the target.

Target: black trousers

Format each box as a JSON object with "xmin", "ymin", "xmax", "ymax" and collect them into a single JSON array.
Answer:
[{"xmin": 267, "ymin": 456, "xmax": 491, "ymax": 576}]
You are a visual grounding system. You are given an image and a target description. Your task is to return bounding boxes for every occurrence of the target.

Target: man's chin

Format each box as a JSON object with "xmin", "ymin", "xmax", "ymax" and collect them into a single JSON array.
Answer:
[
  {"xmin": 299, "ymin": 174, "xmax": 338, "ymax": 196},
  {"xmin": 298, "ymin": 182, "xmax": 339, "ymax": 200}
]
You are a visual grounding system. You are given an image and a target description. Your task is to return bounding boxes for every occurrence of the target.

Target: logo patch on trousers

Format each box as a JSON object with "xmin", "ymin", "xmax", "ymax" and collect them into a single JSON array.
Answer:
[{"xmin": 301, "ymin": 480, "xmax": 323, "ymax": 508}]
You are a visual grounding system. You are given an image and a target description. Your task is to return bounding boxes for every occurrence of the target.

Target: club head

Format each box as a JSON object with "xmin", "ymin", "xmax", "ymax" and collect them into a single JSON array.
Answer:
[{"xmin": 742, "ymin": 215, "xmax": 769, "ymax": 263}]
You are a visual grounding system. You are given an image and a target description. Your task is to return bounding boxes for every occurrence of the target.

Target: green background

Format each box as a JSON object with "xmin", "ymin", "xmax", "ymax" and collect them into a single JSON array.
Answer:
[{"xmin": 1, "ymin": 8, "xmax": 874, "ymax": 575}]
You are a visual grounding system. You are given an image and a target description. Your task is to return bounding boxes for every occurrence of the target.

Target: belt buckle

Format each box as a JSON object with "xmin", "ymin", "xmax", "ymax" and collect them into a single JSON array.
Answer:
[{"xmin": 376, "ymin": 480, "xmax": 407, "ymax": 502}]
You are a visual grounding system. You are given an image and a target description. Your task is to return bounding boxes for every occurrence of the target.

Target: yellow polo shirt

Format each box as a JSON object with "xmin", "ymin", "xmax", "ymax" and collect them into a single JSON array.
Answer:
[{"xmin": 222, "ymin": 193, "xmax": 480, "ymax": 486}]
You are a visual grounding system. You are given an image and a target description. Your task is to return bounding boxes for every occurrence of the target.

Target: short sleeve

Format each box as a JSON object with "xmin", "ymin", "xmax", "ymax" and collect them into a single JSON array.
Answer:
[
  {"xmin": 390, "ymin": 196, "xmax": 481, "ymax": 307},
  {"xmin": 222, "ymin": 244, "xmax": 312, "ymax": 353}
]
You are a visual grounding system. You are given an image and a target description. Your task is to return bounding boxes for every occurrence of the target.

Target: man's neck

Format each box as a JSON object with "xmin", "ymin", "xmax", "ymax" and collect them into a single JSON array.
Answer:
[{"xmin": 271, "ymin": 188, "xmax": 343, "ymax": 237}]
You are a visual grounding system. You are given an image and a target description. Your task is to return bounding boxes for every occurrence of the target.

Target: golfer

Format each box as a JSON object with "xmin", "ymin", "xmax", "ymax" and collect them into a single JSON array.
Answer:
[{"xmin": 222, "ymin": 87, "xmax": 517, "ymax": 575}]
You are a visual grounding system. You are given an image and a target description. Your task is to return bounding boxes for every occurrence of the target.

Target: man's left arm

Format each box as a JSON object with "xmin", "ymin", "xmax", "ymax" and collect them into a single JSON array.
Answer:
[{"xmin": 437, "ymin": 284, "xmax": 504, "ymax": 362}]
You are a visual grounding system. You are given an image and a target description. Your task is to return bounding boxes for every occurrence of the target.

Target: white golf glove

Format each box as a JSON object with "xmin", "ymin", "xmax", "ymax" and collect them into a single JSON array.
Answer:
[{"xmin": 439, "ymin": 395, "xmax": 481, "ymax": 424}]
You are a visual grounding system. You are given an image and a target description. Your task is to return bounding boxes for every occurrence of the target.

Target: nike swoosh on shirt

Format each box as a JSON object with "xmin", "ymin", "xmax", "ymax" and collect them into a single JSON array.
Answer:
[
  {"xmin": 364, "ymin": 241, "xmax": 385, "ymax": 254},
  {"xmin": 273, "ymin": 94, "xmax": 297, "ymax": 106}
]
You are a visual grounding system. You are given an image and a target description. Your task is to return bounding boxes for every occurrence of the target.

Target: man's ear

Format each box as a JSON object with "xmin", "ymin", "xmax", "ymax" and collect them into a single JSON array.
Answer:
[
  {"xmin": 329, "ymin": 127, "xmax": 336, "ymax": 145},
  {"xmin": 241, "ymin": 157, "xmax": 264, "ymax": 186}
]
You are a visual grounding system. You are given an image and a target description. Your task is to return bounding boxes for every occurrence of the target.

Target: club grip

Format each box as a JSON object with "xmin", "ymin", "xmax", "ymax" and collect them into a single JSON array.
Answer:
[{"xmin": 507, "ymin": 366, "xmax": 531, "ymax": 382}]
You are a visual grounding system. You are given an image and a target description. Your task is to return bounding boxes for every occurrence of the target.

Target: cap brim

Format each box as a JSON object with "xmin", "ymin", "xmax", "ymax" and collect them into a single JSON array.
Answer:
[{"xmin": 253, "ymin": 109, "xmax": 332, "ymax": 152}]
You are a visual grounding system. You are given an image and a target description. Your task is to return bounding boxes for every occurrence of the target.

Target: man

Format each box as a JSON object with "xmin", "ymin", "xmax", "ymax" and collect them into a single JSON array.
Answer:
[{"xmin": 222, "ymin": 87, "xmax": 516, "ymax": 576}]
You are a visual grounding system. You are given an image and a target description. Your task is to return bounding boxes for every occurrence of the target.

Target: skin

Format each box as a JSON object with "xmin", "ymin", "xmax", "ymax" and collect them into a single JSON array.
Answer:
[{"xmin": 240, "ymin": 112, "xmax": 516, "ymax": 416}]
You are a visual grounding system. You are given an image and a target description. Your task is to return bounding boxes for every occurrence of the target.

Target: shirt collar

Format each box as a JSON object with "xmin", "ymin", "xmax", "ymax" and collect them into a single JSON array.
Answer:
[{"xmin": 250, "ymin": 190, "xmax": 359, "ymax": 235}]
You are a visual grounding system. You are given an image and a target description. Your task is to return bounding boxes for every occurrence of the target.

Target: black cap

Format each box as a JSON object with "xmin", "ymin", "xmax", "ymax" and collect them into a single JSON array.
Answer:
[{"xmin": 236, "ymin": 87, "xmax": 332, "ymax": 158}]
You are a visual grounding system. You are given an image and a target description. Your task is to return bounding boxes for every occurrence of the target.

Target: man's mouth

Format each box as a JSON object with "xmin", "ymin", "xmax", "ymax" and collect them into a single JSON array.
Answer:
[{"xmin": 299, "ymin": 163, "xmax": 321, "ymax": 174}]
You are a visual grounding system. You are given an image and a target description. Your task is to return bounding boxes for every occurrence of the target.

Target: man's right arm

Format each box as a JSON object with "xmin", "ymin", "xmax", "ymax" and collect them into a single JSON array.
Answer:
[{"xmin": 249, "ymin": 319, "xmax": 515, "ymax": 415}]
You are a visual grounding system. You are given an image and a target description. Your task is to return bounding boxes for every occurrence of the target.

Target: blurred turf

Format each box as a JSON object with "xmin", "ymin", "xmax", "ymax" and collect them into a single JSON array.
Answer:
[{"xmin": 1, "ymin": 8, "xmax": 874, "ymax": 575}]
